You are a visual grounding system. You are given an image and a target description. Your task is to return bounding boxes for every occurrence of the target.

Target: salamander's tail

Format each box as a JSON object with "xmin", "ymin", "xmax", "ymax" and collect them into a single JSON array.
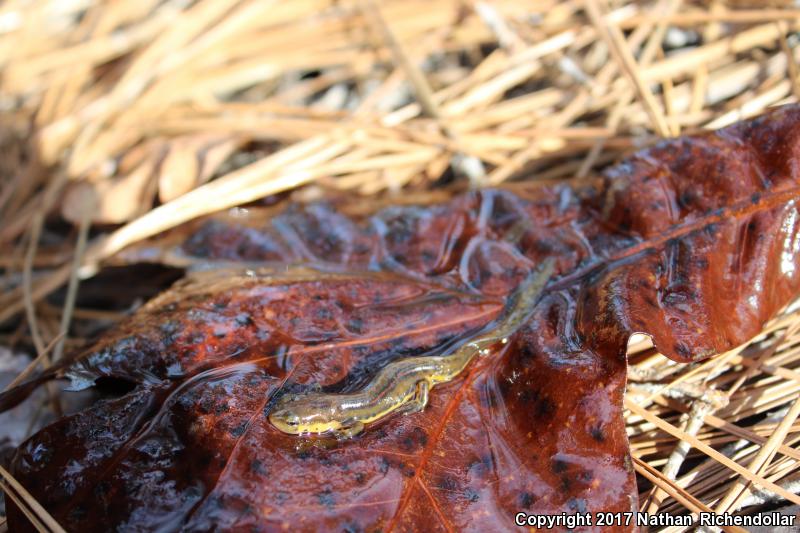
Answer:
[{"xmin": 495, "ymin": 258, "xmax": 556, "ymax": 339}]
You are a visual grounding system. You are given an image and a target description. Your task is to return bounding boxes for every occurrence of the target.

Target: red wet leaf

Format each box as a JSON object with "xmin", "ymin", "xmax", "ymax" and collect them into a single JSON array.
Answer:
[{"xmin": 4, "ymin": 105, "xmax": 800, "ymax": 531}]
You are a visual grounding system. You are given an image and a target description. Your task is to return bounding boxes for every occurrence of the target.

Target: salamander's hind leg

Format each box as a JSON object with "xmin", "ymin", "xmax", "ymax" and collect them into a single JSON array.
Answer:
[{"xmin": 406, "ymin": 380, "xmax": 430, "ymax": 414}]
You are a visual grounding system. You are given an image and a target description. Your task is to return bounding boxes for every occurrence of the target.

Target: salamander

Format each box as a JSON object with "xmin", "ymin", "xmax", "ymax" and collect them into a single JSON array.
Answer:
[{"xmin": 269, "ymin": 258, "xmax": 555, "ymax": 438}]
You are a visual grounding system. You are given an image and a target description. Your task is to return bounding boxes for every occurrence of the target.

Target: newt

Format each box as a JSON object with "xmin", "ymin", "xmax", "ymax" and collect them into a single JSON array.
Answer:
[{"xmin": 269, "ymin": 258, "xmax": 555, "ymax": 438}]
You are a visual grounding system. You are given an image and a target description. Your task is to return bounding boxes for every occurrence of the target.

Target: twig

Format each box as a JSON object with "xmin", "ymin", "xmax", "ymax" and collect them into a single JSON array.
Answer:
[
  {"xmin": 618, "ymin": 9, "xmax": 800, "ymax": 27},
  {"xmin": 0, "ymin": 464, "xmax": 66, "ymax": 533},
  {"xmin": 0, "ymin": 480, "xmax": 49, "ymax": 533},
  {"xmin": 52, "ymin": 190, "xmax": 94, "ymax": 362},
  {"xmin": 633, "ymin": 458, "xmax": 747, "ymax": 533},
  {"xmin": 626, "ymin": 399, "xmax": 800, "ymax": 505},
  {"xmin": 777, "ymin": 20, "xmax": 800, "ymax": 101},
  {"xmin": 584, "ymin": 0, "xmax": 671, "ymax": 137},
  {"xmin": 714, "ymin": 395, "xmax": 800, "ymax": 514},
  {"xmin": 21, "ymin": 171, "xmax": 69, "ymax": 416},
  {"xmin": 360, "ymin": 0, "xmax": 486, "ymax": 186},
  {"xmin": 644, "ymin": 398, "xmax": 715, "ymax": 513},
  {"xmin": 2, "ymin": 332, "xmax": 64, "ymax": 392}
]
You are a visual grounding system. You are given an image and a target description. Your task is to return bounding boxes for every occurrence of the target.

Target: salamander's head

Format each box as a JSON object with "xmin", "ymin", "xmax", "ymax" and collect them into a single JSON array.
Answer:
[{"xmin": 269, "ymin": 393, "xmax": 343, "ymax": 436}]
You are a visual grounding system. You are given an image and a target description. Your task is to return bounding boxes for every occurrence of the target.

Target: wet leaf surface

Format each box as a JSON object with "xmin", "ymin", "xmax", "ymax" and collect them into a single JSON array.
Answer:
[{"xmin": 5, "ymin": 105, "xmax": 800, "ymax": 531}]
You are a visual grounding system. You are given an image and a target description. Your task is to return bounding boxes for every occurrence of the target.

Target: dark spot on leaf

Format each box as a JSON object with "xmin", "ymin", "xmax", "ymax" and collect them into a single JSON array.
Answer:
[
  {"xmin": 93, "ymin": 481, "xmax": 110, "ymax": 497},
  {"xmin": 347, "ymin": 317, "xmax": 364, "ymax": 333},
  {"xmin": 317, "ymin": 488, "xmax": 335, "ymax": 509},
  {"xmin": 230, "ymin": 422, "xmax": 248, "ymax": 438},
  {"xmin": 315, "ymin": 307, "xmax": 333, "ymax": 320},
  {"xmin": 379, "ymin": 456, "xmax": 390, "ymax": 474},
  {"xmin": 673, "ymin": 343, "xmax": 692, "ymax": 357},
  {"xmin": 400, "ymin": 427, "xmax": 428, "ymax": 452},
  {"xmin": 519, "ymin": 492, "xmax": 535, "ymax": 508},
  {"xmin": 250, "ymin": 459, "xmax": 267, "ymax": 475},
  {"xmin": 437, "ymin": 475, "xmax": 458, "ymax": 492},
  {"xmin": 342, "ymin": 522, "xmax": 363, "ymax": 533},
  {"xmin": 679, "ymin": 190, "xmax": 696, "ymax": 208},
  {"xmin": 235, "ymin": 313, "xmax": 254, "ymax": 327},
  {"xmin": 552, "ymin": 459, "xmax": 568, "ymax": 474},
  {"xmin": 568, "ymin": 497, "xmax": 588, "ymax": 514},
  {"xmin": 68, "ymin": 505, "xmax": 87, "ymax": 522}
]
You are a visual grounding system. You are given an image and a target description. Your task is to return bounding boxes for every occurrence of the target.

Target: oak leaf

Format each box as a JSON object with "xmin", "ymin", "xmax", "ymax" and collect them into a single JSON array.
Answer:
[{"xmin": 5, "ymin": 105, "xmax": 800, "ymax": 531}]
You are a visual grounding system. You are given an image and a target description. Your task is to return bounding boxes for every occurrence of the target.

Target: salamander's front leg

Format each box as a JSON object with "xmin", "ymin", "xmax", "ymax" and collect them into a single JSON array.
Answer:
[
  {"xmin": 407, "ymin": 380, "xmax": 430, "ymax": 413},
  {"xmin": 333, "ymin": 420, "xmax": 365, "ymax": 440}
]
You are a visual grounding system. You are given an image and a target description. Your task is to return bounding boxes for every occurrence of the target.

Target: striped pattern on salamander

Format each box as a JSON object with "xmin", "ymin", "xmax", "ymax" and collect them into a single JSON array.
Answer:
[{"xmin": 269, "ymin": 258, "xmax": 555, "ymax": 438}]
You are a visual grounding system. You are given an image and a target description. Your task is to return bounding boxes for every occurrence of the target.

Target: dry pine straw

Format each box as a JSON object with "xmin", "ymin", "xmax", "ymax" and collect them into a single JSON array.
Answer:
[{"xmin": 2, "ymin": 0, "xmax": 800, "ymax": 531}]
